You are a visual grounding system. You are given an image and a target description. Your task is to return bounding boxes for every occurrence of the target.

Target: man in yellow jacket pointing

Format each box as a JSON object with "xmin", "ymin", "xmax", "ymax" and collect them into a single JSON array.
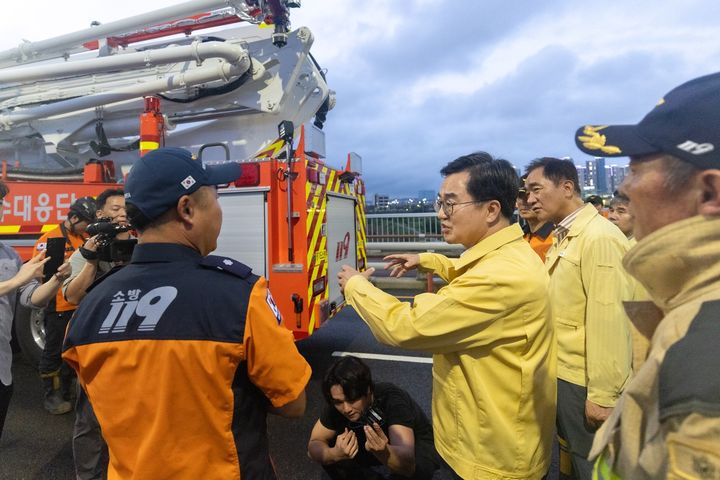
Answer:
[{"xmin": 338, "ymin": 152, "xmax": 556, "ymax": 480}]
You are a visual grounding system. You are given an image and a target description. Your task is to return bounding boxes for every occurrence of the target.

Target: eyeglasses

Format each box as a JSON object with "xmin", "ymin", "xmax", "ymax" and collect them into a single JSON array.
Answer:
[{"xmin": 433, "ymin": 197, "xmax": 484, "ymax": 217}]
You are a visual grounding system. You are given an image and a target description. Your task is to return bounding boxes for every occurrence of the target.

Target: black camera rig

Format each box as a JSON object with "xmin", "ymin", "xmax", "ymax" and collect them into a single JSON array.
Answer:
[{"xmin": 84, "ymin": 218, "xmax": 136, "ymax": 263}]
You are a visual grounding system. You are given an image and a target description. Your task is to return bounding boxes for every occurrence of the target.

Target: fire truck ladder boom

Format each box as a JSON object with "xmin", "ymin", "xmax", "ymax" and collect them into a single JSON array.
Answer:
[{"xmin": 0, "ymin": 0, "xmax": 291, "ymax": 68}]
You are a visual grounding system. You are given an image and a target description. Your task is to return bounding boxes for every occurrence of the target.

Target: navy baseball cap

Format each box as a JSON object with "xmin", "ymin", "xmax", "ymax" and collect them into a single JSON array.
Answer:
[
  {"xmin": 125, "ymin": 147, "xmax": 241, "ymax": 221},
  {"xmin": 575, "ymin": 71, "xmax": 720, "ymax": 169}
]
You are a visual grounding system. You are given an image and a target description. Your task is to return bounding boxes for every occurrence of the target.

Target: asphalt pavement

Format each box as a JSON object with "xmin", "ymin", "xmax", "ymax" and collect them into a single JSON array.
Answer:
[{"xmin": 0, "ymin": 295, "xmax": 557, "ymax": 479}]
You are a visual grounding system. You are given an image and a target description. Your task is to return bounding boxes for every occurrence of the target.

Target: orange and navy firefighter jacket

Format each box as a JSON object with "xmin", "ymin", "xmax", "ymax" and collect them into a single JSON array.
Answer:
[
  {"xmin": 34, "ymin": 223, "xmax": 85, "ymax": 312},
  {"xmin": 522, "ymin": 221, "xmax": 554, "ymax": 263},
  {"xmin": 62, "ymin": 243, "xmax": 312, "ymax": 480}
]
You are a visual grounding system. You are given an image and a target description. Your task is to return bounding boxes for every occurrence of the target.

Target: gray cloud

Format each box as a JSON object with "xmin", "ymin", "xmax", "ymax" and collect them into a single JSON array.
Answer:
[
  {"xmin": 3, "ymin": 1, "xmax": 719, "ymax": 199},
  {"xmin": 318, "ymin": 2, "xmax": 720, "ymax": 197}
]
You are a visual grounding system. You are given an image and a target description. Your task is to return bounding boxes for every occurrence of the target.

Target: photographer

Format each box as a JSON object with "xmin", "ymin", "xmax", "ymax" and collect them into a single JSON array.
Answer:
[
  {"xmin": 61, "ymin": 188, "xmax": 128, "ymax": 480},
  {"xmin": 308, "ymin": 356, "xmax": 440, "ymax": 479},
  {"xmin": 63, "ymin": 189, "xmax": 128, "ymax": 305},
  {"xmin": 34, "ymin": 196, "xmax": 95, "ymax": 415}
]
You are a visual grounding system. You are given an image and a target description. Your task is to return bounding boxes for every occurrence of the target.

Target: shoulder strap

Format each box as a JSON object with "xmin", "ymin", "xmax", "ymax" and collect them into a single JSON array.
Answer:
[{"xmin": 199, "ymin": 255, "xmax": 252, "ymax": 279}]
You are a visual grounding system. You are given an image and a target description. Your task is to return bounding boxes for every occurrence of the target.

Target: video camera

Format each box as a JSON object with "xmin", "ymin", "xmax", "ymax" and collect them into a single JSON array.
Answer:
[{"xmin": 86, "ymin": 217, "xmax": 136, "ymax": 263}]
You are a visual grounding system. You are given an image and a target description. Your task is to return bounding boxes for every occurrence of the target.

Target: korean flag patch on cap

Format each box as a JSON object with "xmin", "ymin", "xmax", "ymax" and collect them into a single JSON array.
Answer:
[{"xmin": 181, "ymin": 175, "xmax": 197, "ymax": 190}]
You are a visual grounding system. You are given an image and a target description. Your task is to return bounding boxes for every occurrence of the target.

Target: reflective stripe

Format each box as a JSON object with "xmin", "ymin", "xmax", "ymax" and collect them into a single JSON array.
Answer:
[
  {"xmin": 593, "ymin": 453, "xmax": 622, "ymax": 480},
  {"xmin": 557, "ymin": 435, "xmax": 573, "ymax": 476},
  {"xmin": 253, "ymin": 138, "xmax": 284, "ymax": 159},
  {"xmin": 0, "ymin": 224, "xmax": 56, "ymax": 233},
  {"xmin": 140, "ymin": 141, "xmax": 159, "ymax": 151}
]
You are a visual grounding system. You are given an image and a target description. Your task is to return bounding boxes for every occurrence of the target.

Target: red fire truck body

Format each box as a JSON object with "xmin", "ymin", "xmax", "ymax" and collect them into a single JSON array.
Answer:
[{"xmin": 0, "ymin": 1, "xmax": 366, "ymax": 363}]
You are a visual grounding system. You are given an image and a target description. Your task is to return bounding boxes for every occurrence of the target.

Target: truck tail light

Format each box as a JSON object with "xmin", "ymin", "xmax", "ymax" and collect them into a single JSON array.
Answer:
[{"xmin": 234, "ymin": 163, "xmax": 261, "ymax": 187}]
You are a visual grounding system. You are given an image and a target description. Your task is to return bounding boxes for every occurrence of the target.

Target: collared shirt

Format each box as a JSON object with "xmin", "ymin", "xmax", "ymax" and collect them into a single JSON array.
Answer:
[
  {"xmin": 0, "ymin": 242, "xmax": 39, "ymax": 386},
  {"xmin": 554, "ymin": 205, "xmax": 585, "ymax": 244}
]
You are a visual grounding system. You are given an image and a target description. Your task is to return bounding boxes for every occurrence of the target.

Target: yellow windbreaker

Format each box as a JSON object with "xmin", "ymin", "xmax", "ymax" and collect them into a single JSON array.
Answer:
[
  {"xmin": 344, "ymin": 224, "xmax": 556, "ymax": 479},
  {"xmin": 545, "ymin": 204, "xmax": 632, "ymax": 407}
]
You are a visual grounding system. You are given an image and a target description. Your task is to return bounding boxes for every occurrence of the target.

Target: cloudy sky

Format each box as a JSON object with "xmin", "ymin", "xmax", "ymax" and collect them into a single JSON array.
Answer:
[{"xmin": 2, "ymin": 1, "xmax": 720, "ymax": 197}]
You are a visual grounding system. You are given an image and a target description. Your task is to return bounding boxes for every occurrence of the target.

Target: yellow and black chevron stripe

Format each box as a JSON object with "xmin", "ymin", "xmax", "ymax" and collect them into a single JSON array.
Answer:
[{"xmin": 305, "ymin": 164, "xmax": 332, "ymax": 334}]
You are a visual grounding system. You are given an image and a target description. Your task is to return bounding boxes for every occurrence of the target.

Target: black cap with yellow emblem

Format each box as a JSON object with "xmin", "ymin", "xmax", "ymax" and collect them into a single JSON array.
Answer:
[{"xmin": 575, "ymin": 71, "xmax": 720, "ymax": 169}]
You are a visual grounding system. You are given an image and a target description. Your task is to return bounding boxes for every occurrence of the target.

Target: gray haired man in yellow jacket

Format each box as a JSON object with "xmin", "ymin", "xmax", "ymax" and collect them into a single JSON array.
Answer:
[
  {"xmin": 338, "ymin": 152, "xmax": 556, "ymax": 480},
  {"xmin": 525, "ymin": 157, "xmax": 633, "ymax": 480}
]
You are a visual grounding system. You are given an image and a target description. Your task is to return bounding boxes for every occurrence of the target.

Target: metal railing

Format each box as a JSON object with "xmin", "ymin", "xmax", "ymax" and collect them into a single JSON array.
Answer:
[
  {"xmin": 364, "ymin": 213, "xmax": 464, "ymax": 292},
  {"xmin": 366, "ymin": 212, "xmax": 441, "ymax": 242}
]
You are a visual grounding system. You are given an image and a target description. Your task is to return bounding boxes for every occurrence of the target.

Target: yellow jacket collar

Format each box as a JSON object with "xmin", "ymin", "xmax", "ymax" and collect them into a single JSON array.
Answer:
[
  {"xmin": 623, "ymin": 215, "xmax": 720, "ymax": 312},
  {"xmin": 545, "ymin": 204, "xmax": 599, "ymax": 271},
  {"xmin": 455, "ymin": 223, "xmax": 524, "ymax": 270},
  {"xmin": 565, "ymin": 203, "xmax": 599, "ymax": 239}
]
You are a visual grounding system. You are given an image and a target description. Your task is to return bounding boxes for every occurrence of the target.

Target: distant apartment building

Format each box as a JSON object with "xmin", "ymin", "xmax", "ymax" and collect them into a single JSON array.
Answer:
[
  {"xmin": 374, "ymin": 194, "xmax": 390, "ymax": 208},
  {"xmin": 585, "ymin": 157, "xmax": 608, "ymax": 194},
  {"xmin": 575, "ymin": 158, "xmax": 629, "ymax": 195},
  {"xmin": 608, "ymin": 164, "xmax": 629, "ymax": 193},
  {"xmin": 575, "ymin": 164, "xmax": 587, "ymax": 190}
]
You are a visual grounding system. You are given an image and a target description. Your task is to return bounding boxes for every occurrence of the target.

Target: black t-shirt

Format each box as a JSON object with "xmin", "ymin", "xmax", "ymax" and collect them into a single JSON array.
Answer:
[{"xmin": 319, "ymin": 382, "xmax": 435, "ymax": 468}]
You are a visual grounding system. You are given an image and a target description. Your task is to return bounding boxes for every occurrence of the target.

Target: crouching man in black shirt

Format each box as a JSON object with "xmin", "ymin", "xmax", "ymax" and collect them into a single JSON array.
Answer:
[{"xmin": 308, "ymin": 356, "xmax": 440, "ymax": 479}]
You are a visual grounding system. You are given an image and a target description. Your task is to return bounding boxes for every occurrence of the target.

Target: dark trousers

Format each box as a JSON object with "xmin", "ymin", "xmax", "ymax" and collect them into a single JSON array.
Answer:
[
  {"xmin": 323, "ymin": 447, "xmax": 439, "ymax": 480},
  {"xmin": 557, "ymin": 379, "xmax": 595, "ymax": 480},
  {"xmin": 73, "ymin": 386, "xmax": 108, "ymax": 480},
  {"xmin": 440, "ymin": 463, "xmax": 463, "ymax": 480},
  {"xmin": 323, "ymin": 462, "xmax": 417, "ymax": 480},
  {"xmin": 39, "ymin": 310, "xmax": 73, "ymax": 374},
  {"xmin": 0, "ymin": 381, "xmax": 12, "ymax": 439},
  {"xmin": 322, "ymin": 461, "xmax": 388, "ymax": 480}
]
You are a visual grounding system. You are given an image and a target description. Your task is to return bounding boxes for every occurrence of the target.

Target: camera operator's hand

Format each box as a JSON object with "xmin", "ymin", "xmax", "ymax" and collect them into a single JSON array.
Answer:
[
  {"xmin": 364, "ymin": 422, "xmax": 389, "ymax": 456},
  {"xmin": 83, "ymin": 235, "xmax": 101, "ymax": 252},
  {"xmin": 78, "ymin": 235, "xmax": 102, "ymax": 264},
  {"xmin": 334, "ymin": 428, "xmax": 358, "ymax": 459}
]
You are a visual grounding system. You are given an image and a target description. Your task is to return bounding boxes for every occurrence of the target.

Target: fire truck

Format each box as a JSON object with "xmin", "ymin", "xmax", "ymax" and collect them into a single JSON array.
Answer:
[{"xmin": 0, "ymin": 1, "xmax": 367, "ymax": 365}]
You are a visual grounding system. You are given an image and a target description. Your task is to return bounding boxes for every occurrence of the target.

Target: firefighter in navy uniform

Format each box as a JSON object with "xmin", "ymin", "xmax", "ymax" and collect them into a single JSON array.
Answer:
[
  {"xmin": 33, "ymin": 196, "xmax": 95, "ymax": 415},
  {"xmin": 62, "ymin": 147, "xmax": 311, "ymax": 480}
]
